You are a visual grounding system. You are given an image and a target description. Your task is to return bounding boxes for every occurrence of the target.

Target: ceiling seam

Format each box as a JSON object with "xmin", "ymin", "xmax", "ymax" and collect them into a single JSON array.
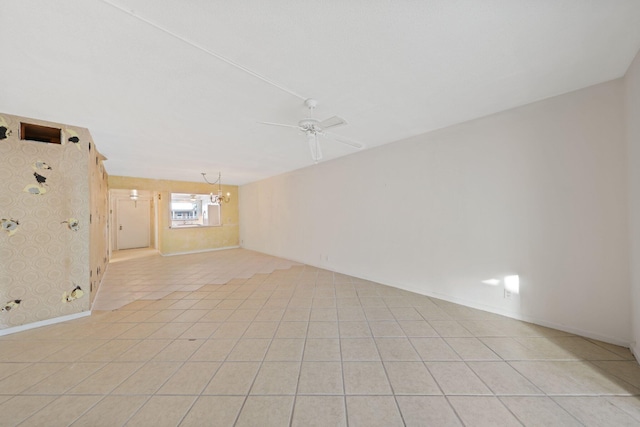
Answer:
[{"xmin": 99, "ymin": 0, "xmax": 308, "ymax": 101}]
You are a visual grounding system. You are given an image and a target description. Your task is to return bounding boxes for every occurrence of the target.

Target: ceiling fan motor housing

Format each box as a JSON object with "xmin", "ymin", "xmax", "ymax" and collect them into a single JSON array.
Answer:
[
  {"xmin": 304, "ymin": 98, "xmax": 318, "ymax": 110},
  {"xmin": 299, "ymin": 118, "xmax": 321, "ymax": 132}
]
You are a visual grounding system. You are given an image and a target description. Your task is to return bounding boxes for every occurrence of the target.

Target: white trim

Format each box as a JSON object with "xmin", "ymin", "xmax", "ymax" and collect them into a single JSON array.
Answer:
[
  {"xmin": 90, "ymin": 263, "xmax": 110, "ymax": 311},
  {"xmin": 631, "ymin": 342, "xmax": 640, "ymax": 360},
  {"xmin": 390, "ymin": 279, "xmax": 630, "ymax": 346},
  {"xmin": 244, "ymin": 247, "xmax": 632, "ymax": 348},
  {"xmin": 391, "ymin": 282, "xmax": 631, "ymax": 347},
  {"xmin": 0, "ymin": 311, "xmax": 91, "ymax": 337},
  {"xmin": 154, "ymin": 191, "xmax": 159, "ymax": 250},
  {"xmin": 382, "ymin": 276, "xmax": 630, "ymax": 347},
  {"xmin": 160, "ymin": 245, "xmax": 240, "ymax": 257}
]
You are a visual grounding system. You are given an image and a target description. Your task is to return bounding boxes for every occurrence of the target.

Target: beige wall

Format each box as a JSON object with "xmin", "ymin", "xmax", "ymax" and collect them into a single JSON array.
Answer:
[
  {"xmin": 108, "ymin": 176, "xmax": 239, "ymax": 255},
  {"xmin": 625, "ymin": 49, "xmax": 640, "ymax": 357},
  {"xmin": 0, "ymin": 113, "xmax": 108, "ymax": 330},
  {"xmin": 89, "ymin": 143, "xmax": 109, "ymax": 305},
  {"xmin": 241, "ymin": 79, "xmax": 631, "ymax": 345}
]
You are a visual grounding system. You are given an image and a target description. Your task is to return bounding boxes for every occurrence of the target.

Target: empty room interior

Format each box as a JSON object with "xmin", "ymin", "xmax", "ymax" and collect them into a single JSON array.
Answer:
[{"xmin": 2, "ymin": 1, "xmax": 640, "ymax": 426}]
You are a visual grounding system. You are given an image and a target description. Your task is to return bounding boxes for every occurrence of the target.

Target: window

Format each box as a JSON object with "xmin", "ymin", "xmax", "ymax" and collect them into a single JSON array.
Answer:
[{"xmin": 170, "ymin": 193, "xmax": 222, "ymax": 228}]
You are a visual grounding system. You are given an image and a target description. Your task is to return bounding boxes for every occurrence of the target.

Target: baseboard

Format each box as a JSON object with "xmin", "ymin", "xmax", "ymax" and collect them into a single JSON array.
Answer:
[
  {"xmin": 631, "ymin": 341, "xmax": 640, "ymax": 360},
  {"xmin": 241, "ymin": 246, "xmax": 631, "ymax": 348},
  {"xmin": 90, "ymin": 267, "xmax": 110, "ymax": 311},
  {"xmin": 374, "ymin": 275, "xmax": 630, "ymax": 347},
  {"xmin": 393, "ymin": 282, "xmax": 630, "ymax": 347},
  {"xmin": 160, "ymin": 245, "xmax": 240, "ymax": 257},
  {"xmin": 0, "ymin": 311, "xmax": 91, "ymax": 337}
]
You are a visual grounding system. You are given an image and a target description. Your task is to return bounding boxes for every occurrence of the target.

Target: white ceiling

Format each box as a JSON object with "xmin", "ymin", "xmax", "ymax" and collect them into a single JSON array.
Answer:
[{"xmin": 2, "ymin": 1, "xmax": 640, "ymax": 185}]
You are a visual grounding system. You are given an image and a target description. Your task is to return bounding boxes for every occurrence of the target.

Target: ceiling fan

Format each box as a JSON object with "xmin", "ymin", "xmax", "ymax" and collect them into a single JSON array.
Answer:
[{"xmin": 260, "ymin": 98, "xmax": 364, "ymax": 162}]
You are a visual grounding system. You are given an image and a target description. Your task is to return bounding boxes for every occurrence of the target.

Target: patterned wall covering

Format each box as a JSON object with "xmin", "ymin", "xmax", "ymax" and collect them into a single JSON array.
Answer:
[
  {"xmin": 0, "ymin": 113, "xmax": 108, "ymax": 329},
  {"xmin": 89, "ymin": 135, "xmax": 109, "ymax": 305}
]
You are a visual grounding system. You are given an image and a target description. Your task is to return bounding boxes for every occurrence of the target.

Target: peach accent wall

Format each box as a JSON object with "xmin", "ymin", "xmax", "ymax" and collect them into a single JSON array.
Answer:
[
  {"xmin": 0, "ymin": 113, "xmax": 108, "ymax": 329},
  {"xmin": 108, "ymin": 176, "xmax": 239, "ymax": 255}
]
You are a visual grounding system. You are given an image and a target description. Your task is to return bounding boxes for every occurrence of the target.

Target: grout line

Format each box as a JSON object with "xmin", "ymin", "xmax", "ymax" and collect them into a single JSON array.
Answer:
[
  {"xmin": 5, "ymin": 251, "xmax": 640, "ymax": 425},
  {"xmin": 361, "ymin": 291, "xmax": 406, "ymax": 426}
]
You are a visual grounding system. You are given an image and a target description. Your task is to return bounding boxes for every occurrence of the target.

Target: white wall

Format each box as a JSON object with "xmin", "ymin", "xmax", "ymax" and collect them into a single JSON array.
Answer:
[
  {"xmin": 626, "ymin": 50, "xmax": 640, "ymax": 356},
  {"xmin": 241, "ymin": 79, "xmax": 630, "ymax": 345}
]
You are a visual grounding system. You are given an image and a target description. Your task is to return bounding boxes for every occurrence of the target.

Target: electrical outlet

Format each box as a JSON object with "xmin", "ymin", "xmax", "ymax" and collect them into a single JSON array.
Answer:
[{"xmin": 504, "ymin": 289, "xmax": 512, "ymax": 300}]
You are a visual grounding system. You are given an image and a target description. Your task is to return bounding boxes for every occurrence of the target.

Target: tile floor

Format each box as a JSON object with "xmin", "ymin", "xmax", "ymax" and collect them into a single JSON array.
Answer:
[
  {"xmin": 93, "ymin": 248, "xmax": 301, "ymax": 311},
  {"xmin": 1, "ymin": 248, "xmax": 640, "ymax": 426}
]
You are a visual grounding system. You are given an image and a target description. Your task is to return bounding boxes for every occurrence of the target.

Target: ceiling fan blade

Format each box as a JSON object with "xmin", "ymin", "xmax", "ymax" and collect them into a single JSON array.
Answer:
[
  {"xmin": 308, "ymin": 132, "xmax": 322, "ymax": 162},
  {"xmin": 321, "ymin": 131, "xmax": 364, "ymax": 149},
  {"xmin": 257, "ymin": 121, "xmax": 300, "ymax": 129},
  {"xmin": 319, "ymin": 115, "xmax": 347, "ymax": 130}
]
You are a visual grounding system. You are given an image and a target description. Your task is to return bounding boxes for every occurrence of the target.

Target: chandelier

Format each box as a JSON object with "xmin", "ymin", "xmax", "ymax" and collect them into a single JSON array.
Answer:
[{"xmin": 201, "ymin": 172, "xmax": 231, "ymax": 204}]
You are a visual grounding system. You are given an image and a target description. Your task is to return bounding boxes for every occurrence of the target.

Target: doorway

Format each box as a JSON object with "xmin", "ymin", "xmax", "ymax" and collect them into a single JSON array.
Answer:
[
  {"xmin": 109, "ymin": 189, "xmax": 157, "ymax": 254},
  {"xmin": 117, "ymin": 198, "xmax": 150, "ymax": 250}
]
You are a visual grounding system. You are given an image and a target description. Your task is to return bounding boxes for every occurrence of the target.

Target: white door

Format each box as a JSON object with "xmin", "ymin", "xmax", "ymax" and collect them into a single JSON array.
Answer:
[{"xmin": 117, "ymin": 199, "xmax": 150, "ymax": 250}]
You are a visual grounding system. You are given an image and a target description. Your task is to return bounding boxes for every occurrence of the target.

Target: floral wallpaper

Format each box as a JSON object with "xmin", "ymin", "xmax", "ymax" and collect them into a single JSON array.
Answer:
[{"xmin": 0, "ymin": 113, "xmax": 108, "ymax": 330}]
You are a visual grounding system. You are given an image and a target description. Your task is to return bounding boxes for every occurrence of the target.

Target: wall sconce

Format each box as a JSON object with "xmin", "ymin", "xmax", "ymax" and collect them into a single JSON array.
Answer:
[{"xmin": 130, "ymin": 189, "xmax": 139, "ymax": 201}]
